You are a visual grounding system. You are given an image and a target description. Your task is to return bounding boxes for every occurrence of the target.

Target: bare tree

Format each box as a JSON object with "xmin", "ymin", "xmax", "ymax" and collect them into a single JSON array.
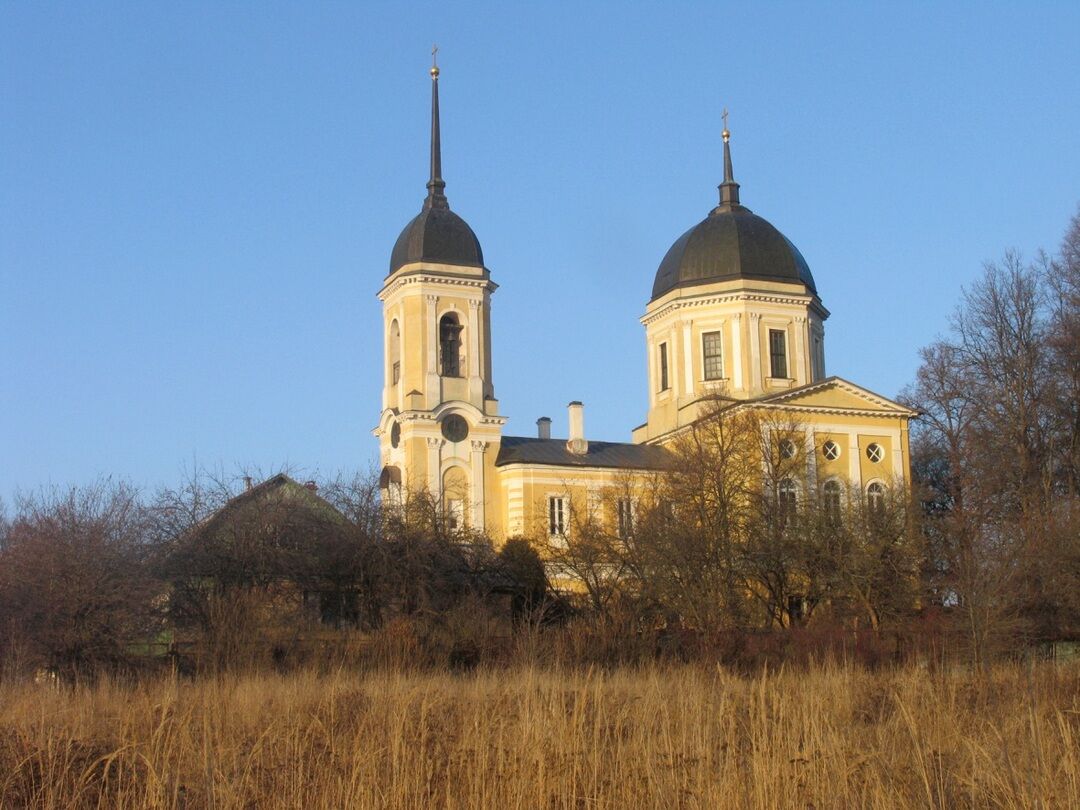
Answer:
[
  {"xmin": 904, "ymin": 224, "xmax": 1080, "ymax": 664},
  {"xmin": 0, "ymin": 482, "xmax": 161, "ymax": 681}
]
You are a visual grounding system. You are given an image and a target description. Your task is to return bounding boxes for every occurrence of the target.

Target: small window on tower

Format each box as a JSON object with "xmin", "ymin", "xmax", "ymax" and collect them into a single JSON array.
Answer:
[
  {"xmin": 702, "ymin": 331, "xmax": 724, "ymax": 381},
  {"xmin": 389, "ymin": 319, "xmax": 401, "ymax": 385},
  {"xmin": 769, "ymin": 329, "xmax": 788, "ymax": 379},
  {"xmin": 658, "ymin": 343, "xmax": 669, "ymax": 392},
  {"xmin": 439, "ymin": 313, "xmax": 463, "ymax": 378}
]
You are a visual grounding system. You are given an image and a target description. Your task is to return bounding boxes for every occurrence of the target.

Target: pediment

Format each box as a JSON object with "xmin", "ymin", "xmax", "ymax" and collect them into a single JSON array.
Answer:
[{"xmin": 759, "ymin": 377, "xmax": 917, "ymax": 416}]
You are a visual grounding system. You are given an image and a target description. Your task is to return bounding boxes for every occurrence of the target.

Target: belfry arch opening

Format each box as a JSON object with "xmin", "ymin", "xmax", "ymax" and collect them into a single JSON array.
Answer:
[{"xmin": 439, "ymin": 312, "xmax": 463, "ymax": 377}]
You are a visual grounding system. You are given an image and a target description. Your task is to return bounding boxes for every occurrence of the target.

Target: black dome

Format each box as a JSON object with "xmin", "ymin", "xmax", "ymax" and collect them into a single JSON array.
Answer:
[
  {"xmin": 389, "ymin": 205, "xmax": 484, "ymax": 274},
  {"xmin": 652, "ymin": 205, "xmax": 815, "ymax": 300}
]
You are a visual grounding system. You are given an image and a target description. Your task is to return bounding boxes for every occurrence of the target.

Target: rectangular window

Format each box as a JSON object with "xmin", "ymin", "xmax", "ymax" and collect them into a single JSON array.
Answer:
[
  {"xmin": 702, "ymin": 331, "xmax": 724, "ymax": 380},
  {"xmin": 616, "ymin": 497, "xmax": 634, "ymax": 539},
  {"xmin": 586, "ymin": 489, "xmax": 602, "ymax": 521},
  {"xmin": 658, "ymin": 343, "xmax": 669, "ymax": 391},
  {"xmin": 769, "ymin": 329, "xmax": 788, "ymax": 379},
  {"xmin": 446, "ymin": 499, "xmax": 463, "ymax": 532},
  {"xmin": 548, "ymin": 496, "xmax": 566, "ymax": 536}
]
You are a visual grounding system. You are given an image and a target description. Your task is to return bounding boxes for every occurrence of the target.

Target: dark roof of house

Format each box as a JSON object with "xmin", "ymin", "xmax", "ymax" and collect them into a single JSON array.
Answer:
[
  {"xmin": 494, "ymin": 436, "xmax": 672, "ymax": 470},
  {"xmin": 189, "ymin": 474, "xmax": 345, "ymax": 543}
]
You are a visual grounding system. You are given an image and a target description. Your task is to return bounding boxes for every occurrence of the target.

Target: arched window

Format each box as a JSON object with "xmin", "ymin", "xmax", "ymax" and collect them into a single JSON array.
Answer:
[
  {"xmin": 778, "ymin": 478, "xmax": 797, "ymax": 525},
  {"xmin": 822, "ymin": 480, "xmax": 842, "ymax": 526},
  {"xmin": 388, "ymin": 320, "xmax": 401, "ymax": 386},
  {"xmin": 866, "ymin": 481, "xmax": 886, "ymax": 515},
  {"xmin": 439, "ymin": 313, "xmax": 463, "ymax": 377}
]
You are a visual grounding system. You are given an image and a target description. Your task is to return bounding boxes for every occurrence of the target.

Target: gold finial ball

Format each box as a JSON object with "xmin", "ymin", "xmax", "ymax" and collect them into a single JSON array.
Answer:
[
  {"xmin": 722, "ymin": 128, "xmax": 730, "ymax": 142},
  {"xmin": 430, "ymin": 66, "xmax": 440, "ymax": 78}
]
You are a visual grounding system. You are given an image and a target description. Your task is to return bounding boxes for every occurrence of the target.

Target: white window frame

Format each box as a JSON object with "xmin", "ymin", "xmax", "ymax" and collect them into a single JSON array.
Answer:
[
  {"xmin": 548, "ymin": 495, "xmax": 566, "ymax": 537},
  {"xmin": 866, "ymin": 480, "xmax": 886, "ymax": 514},
  {"xmin": 768, "ymin": 328, "xmax": 788, "ymax": 380},
  {"xmin": 702, "ymin": 330, "xmax": 724, "ymax": 381}
]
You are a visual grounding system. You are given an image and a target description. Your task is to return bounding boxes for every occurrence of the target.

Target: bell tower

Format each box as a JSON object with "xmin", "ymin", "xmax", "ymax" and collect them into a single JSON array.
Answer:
[{"xmin": 375, "ymin": 53, "xmax": 505, "ymax": 533}]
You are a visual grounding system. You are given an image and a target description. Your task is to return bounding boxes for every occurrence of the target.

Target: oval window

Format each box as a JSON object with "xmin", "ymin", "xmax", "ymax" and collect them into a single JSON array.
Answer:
[
  {"xmin": 866, "ymin": 443, "xmax": 884, "ymax": 463},
  {"xmin": 822, "ymin": 440, "xmax": 840, "ymax": 461},
  {"xmin": 441, "ymin": 414, "xmax": 469, "ymax": 443},
  {"xmin": 390, "ymin": 422, "xmax": 401, "ymax": 449}
]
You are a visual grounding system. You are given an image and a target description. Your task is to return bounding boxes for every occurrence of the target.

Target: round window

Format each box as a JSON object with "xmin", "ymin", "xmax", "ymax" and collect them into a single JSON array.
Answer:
[
  {"xmin": 390, "ymin": 422, "xmax": 401, "ymax": 449},
  {"xmin": 822, "ymin": 440, "xmax": 841, "ymax": 461},
  {"xmin": 866, "ymin": 443, "xmax": 884, "ymax": 463},
  {"xmin": 778, "ymin": 439, "xmax": 796, "ymax": 460},
  {"xmin": 441, "ymin": 414, "xmax": 469, "ymax": 443}
]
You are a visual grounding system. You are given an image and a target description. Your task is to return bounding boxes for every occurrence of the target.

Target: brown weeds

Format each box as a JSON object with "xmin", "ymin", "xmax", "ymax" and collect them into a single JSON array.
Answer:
[{"xmin": 0, "ymin": 663, "xmax": 1077, "ymax": 808}]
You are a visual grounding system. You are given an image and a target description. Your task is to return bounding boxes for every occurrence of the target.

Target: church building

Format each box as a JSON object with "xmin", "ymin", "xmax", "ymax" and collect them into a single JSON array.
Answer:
[{"xmin": 374, "ymin": 62, "xmax": 917, "ymax": 542}]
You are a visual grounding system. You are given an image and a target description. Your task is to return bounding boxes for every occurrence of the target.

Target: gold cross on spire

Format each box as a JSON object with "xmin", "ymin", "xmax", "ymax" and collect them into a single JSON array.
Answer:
[{"xmin": 431, "ymin": 44, "xmax": 440, "ymax": 78}]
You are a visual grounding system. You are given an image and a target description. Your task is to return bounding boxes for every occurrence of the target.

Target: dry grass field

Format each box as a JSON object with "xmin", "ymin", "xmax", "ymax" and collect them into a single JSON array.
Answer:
[{"xmin": 0, "ymin": 663, "xmax": 1077, "ymax": 809}]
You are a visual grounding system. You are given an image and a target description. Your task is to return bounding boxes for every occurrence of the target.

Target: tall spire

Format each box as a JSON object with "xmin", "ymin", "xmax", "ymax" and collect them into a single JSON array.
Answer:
[
  {"xmin": 424, "ymin": 45, "xmax": 448, "ymax": 210},
  {"xmin": 715, "ymin": 108, "xmax": 741, "ymax": 211}
]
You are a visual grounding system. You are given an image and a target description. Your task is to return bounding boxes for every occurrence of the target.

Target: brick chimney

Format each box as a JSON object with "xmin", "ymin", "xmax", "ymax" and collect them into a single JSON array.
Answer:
[{"xmin": 537, "ymin": 416, "xmax": 552, "ymax": 440}]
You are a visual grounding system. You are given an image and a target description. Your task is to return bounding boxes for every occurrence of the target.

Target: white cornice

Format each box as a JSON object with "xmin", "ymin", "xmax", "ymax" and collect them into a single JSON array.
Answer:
[
  {"xmin": 378, "ymin": 270, "xmax": 497, "ymax": 301},
  {"xmin": 641, "ymin": 290, "xmax": 830, "ymax": 326}
]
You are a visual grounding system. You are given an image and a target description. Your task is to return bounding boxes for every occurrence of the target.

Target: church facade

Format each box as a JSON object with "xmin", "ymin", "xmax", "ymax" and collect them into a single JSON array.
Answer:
[{"xmin": 374, "ymin": 63, "xmax": 916, "ymax": 543}]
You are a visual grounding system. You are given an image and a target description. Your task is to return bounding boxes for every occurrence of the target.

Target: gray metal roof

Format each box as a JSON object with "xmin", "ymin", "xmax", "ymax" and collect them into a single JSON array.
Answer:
[
  {"xmin": 389, "ymin": 206, "xmax": 484, "ymax": 274},
  {"xmin": 495, "ymin": 436, "xmax": 672, "ymax": 470},
  {"xmin": 389, "ymin": 61, "xmax": 484, "ymax": 275},
  {"xmin": 651, "ymin": 130, "xmax": 816, "ymax": 301}
]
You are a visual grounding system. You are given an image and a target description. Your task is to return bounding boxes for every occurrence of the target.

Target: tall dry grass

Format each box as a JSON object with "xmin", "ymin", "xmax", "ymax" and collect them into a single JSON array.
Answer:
[{"xmin": 0, "ymin": 663, "xmax": 1077, "ymax": 808}]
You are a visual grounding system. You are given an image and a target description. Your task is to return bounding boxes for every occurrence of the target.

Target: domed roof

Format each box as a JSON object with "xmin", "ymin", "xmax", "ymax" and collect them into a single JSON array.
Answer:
[
  {"xmin": 652, "ymin": 207, "xmax": 815, "ymax": 299},
  {"xmin": 651, "ymin": 130, "xmax": 816, "ymax": 301},
  {"xmin": 388, "ymin": 60, "xmax": 484, "ymax": 275},
  {"xmin": 390, "ymin": 205, "xmax": 483, "ymax": 273}
]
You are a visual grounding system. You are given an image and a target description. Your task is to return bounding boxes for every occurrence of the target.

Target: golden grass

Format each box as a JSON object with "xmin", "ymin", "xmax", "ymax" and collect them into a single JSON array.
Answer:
[{"xmin": 1, "ymin": 663, "xmax": 1077, "ymax": 809}]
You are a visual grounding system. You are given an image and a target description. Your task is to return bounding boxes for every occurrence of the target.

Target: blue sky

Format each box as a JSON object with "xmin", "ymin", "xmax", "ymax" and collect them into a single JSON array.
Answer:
[{"xmin": 2, "ymin": 2, "xmax": 1078, "ymax": 500}]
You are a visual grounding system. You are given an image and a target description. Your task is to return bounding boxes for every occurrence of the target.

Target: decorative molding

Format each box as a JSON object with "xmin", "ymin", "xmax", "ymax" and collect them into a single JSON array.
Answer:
[
  {"xmin": 379, "ymin": 274, "xmax": 497, "ymax": 301},
  {"xmin": 426, "ymin": 437, "xmax": 444, "ymax": 449},
  {"xmin": 471, "ymin": 440, "xmax": 488, "ymax": 453},
  {"xmin": 641, "ymin": 290, "xmax": 830, "ymax": 326}
]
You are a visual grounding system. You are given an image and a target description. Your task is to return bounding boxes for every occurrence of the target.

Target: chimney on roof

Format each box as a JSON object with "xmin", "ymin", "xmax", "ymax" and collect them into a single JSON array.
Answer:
[
  {"xmin": 567, "ymin": 401, "xmax": 588, "ymax": 456},
  {"xmin": 537, "ymin": 416, "xmax": 551, "ymax": 440},
  {"xmin": 304, "ymin": 480, "xmax": 318, "ymax": 493},
  {"xmin": 243, "ymin": 476, "xmax": 253, "ymax": 491}
]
